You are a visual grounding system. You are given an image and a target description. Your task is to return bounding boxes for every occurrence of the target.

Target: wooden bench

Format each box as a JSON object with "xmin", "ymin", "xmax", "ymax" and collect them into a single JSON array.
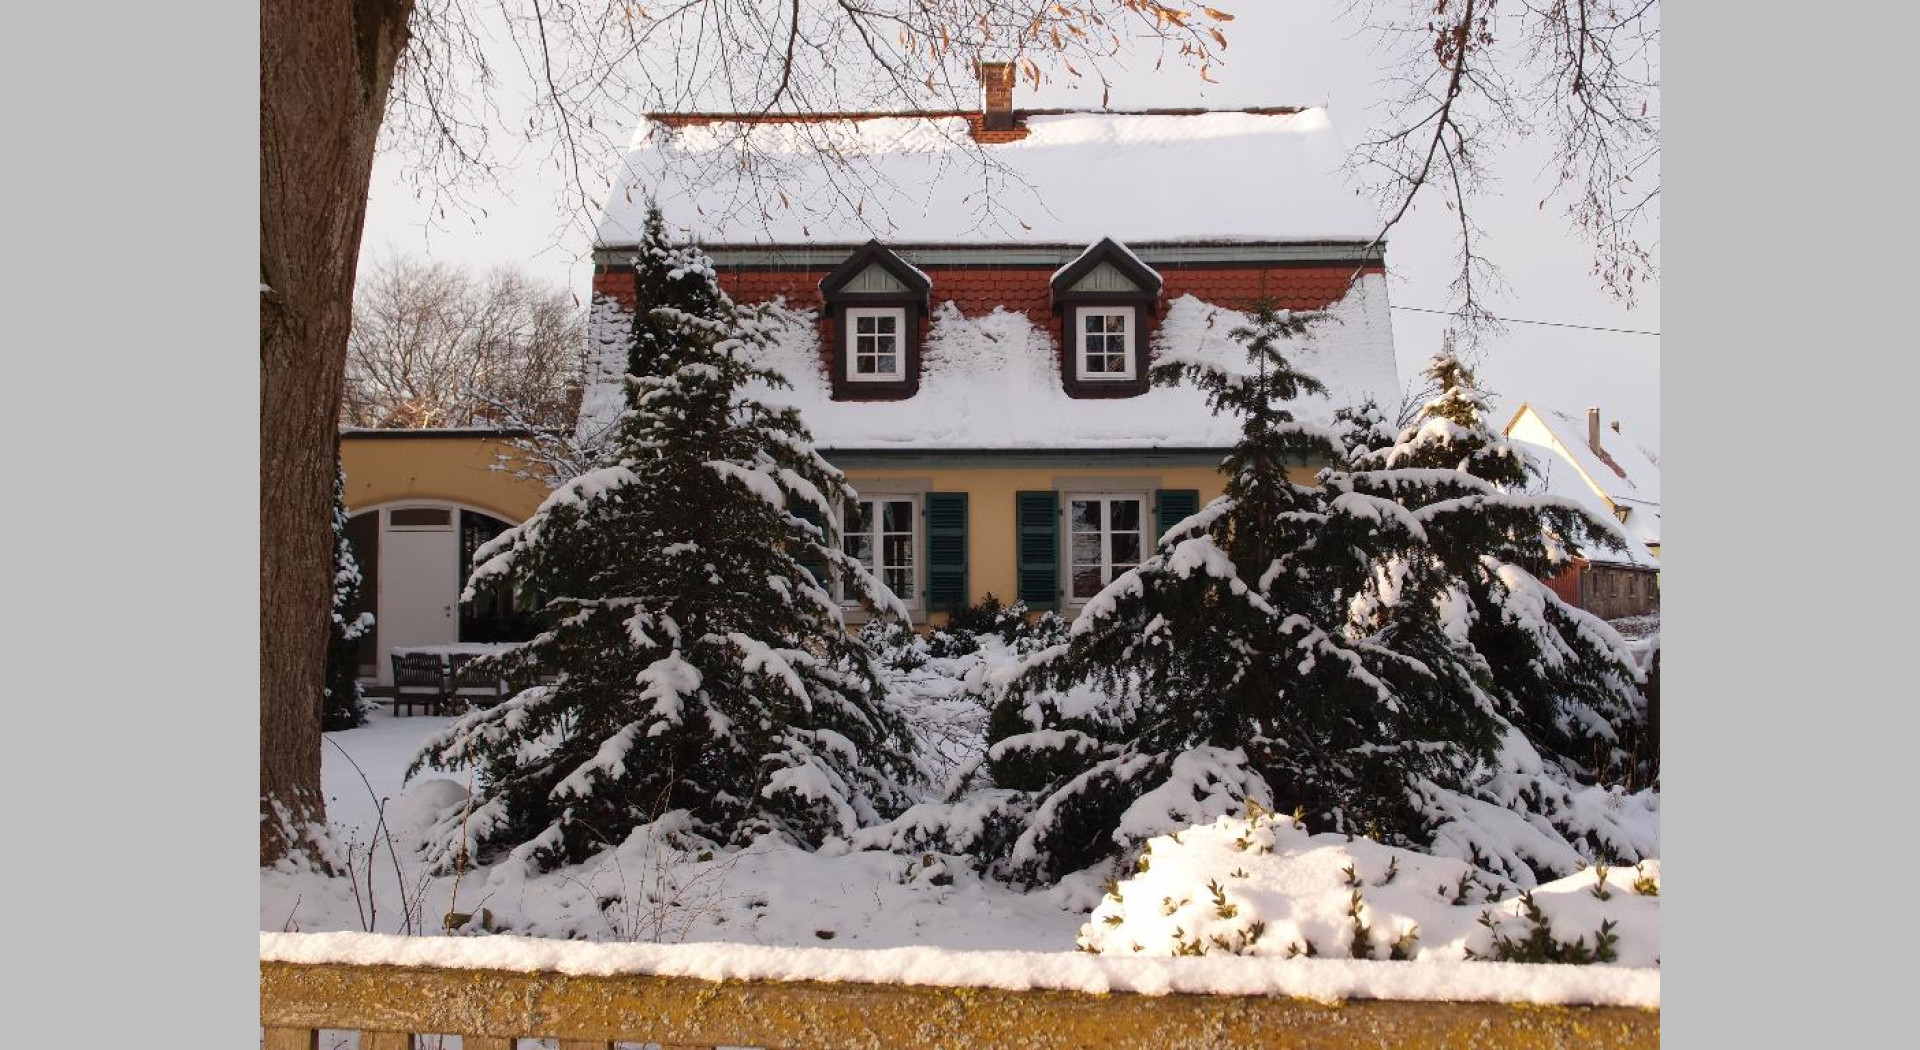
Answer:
[{"xmin": 389, "ymin": 652, "xmax": 448, "ymax": 716}]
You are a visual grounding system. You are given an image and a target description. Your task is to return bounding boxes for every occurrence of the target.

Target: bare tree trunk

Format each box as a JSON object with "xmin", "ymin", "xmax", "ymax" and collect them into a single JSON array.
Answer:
[{"xmin": 260, "ymin": 0, "xmax": 415, "ymax": 866}]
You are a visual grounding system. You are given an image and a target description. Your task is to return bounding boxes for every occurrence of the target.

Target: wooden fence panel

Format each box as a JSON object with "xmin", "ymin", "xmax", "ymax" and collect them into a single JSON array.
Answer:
[
  {"xmin": 263, "ymin": 960, "xmax": 1657, "ymax": 1050},
  {"xmin": 262, "ymin": 1028, "xmax": 317, "ymax": 1050}
]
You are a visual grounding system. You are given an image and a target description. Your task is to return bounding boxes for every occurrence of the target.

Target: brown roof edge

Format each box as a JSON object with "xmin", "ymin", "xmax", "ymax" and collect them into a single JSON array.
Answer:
[
  {"xmin": 597, "ymin": 239, "xmax": 1383, "ymax": 254},
  {"xmin": 341, "ymin": 427, "xmax": 542, "ymax": 440},
  {"xmin": 645, "ymin": 105, "xmax": 1310, "ymax": 126}
]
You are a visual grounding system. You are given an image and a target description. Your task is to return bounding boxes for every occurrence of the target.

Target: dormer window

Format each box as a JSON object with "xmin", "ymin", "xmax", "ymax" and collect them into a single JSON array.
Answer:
[
  {"xmin": 1051, "ymin": 238, "xmax": 1162, "ymax": 398},
  {"xmin": 820, "ymin": 240, "xmax": 931, "ymax": 400},
  {"xmin": 1078, "ymin": 308, "xmax": 1137, "ymax": 379},
  {"xmin": 846, "ymin": 307, "xmax": 907, "ymax": 381}
]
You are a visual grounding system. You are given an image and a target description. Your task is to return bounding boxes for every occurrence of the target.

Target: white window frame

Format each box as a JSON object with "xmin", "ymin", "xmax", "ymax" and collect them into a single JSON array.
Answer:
[
  {"xmin": 1063, "ymin": 491, "xmax": 1150, "ymax": 605},
  {"xmin": 1076, "ymin": 306, "xmax": 1137, "ymax": 381},
  {"xmin": 844, "ymin": 307, "xmax": 908, "ymax": 382},
  {"xmin": 836, "ymin": 493, "xmax": 921, "ymax": 612}
]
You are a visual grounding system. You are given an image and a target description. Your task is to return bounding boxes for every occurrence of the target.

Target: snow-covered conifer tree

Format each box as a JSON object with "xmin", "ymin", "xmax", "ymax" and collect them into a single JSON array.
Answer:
[
  {"xmin": 982, "ymin": 305, "xmax": 1489, "ymax": 885},
  {"xmin": 1332, "ymin": 397, "xmax": 1396, "ymax": 463},
  {"xmin": 323, "ymin": 461, "xmax": 373, "ymax": 731},
  {"xmin": 1334, "ymin": 354, "xmax": 1653, "ymax": 878},
  {"xmin": 412, "ymin": 220, "xmax": 917, "ymax": 871},
  {"xmin": 1345, "ymin": 353, "xmax": 1645, "ymax": 774}
]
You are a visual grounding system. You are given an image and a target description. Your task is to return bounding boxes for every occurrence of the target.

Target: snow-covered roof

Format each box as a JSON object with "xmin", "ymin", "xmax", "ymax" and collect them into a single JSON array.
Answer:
[
  {"xmin": 597, "ymin": 109, "xmax": 1379, "ymax": 248},
  {"xmin": 1505, "ymin": 404, "xmax": 1661, "ymax": 564},
  {"xmin": 746, "ymin": 278, "xmax": 1401, "ymax": 451}
]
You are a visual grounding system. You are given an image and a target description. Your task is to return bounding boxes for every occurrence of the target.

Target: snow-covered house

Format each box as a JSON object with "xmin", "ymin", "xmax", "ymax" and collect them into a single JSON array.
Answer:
[
  {"xmin": 336, "ymin": 70, "xmax": 1407, "ymax": 682},
  {"xmin": 1505, "ymin": 403, "xmax": 1661, "ymax": 620},
  {"xmin": 580, "ymin": 65, "xmax": 1401, "ymax": 625}
]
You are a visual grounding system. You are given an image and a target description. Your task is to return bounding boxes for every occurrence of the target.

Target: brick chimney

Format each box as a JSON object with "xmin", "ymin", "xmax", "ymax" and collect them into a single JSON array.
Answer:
[
  {"xmin": 1587, "ymin": 407, "xmax": 1604, "ymax": 454},
  {"xmin": 979, "ymin": 60, "xmax": 1016, "ymax": 131}
]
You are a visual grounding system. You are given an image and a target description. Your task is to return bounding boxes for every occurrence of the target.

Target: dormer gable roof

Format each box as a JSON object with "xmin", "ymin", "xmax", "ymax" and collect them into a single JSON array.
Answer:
[
  {"xmin": 1049, "ymin": 237, "xmax": 1163, "ymax": 301},
  {"xmin": 818, "ymin": 240, "xmax": 932, "ymax": 304}
]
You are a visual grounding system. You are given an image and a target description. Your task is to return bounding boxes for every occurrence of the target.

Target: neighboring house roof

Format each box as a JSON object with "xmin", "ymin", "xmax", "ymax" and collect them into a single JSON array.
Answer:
[
  {"xmin": 1504, "ymin": 403, "xmax": 1661, "ymax": 566},
  {"xmin": 595, "ymin": 108, "xmax": 1378, "ymax": 248}
]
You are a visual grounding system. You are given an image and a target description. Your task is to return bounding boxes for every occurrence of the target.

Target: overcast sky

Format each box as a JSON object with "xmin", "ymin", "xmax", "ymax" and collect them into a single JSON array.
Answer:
[{"xmin": 360, "ymin": 1, "xmax": 1660, "ymax": 451}]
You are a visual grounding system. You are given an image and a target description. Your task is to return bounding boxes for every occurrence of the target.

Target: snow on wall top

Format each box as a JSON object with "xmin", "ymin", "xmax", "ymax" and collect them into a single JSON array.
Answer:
[
  {"xmin": 597, "ymin": 109, "xmax": 1380, "ymax": 247},
  {"xmin": 740, "ymin": 276, "xmax": 1400, "ymax": 451},
  {"xmin": 1506, "ymin": 405, "xmax": 1660, "ymax": 561},
  {"xmin": 260, "ymin": 931, "xmax": 1659, "ymax": 1007}
]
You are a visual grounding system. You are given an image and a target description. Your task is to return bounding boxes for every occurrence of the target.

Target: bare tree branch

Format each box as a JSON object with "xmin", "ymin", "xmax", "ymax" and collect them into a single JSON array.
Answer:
[
  {"xmin": 1346, "ymin": 0, "xmax": 1658, "ymax": 343},
  {"xmin": 346, "ymin": 254, "xmax": 587, "ymax": 430},
  {"xmin": 380, "ymin": 2, "xmax": 1234, "ymax": 249}
]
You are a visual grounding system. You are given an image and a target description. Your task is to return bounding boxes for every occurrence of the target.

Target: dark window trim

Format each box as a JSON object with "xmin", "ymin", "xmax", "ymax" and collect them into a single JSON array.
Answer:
[
  {"xmin": 825, "ymin": 299, "xmax": 925, "ymax": 400},
  {"xmin": 1050, "ymin": 239, "xmax": 1163, "ymax": 399},
  {"xmin": 820, "ymin": 241, "xmax": 932, "ymax": 401},
  {"xmin": 1058, "ymin": 296, "xmax": 1157, "ymax": 398}
]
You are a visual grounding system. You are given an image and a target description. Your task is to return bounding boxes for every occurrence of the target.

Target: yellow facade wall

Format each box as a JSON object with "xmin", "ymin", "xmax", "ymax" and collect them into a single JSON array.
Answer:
[
  {"xmin": 844, "ymin": 462, "xmax": 1319, "ymax": 616},
  {"xmin": 339, "ymin": 434, "xmax": 551, "ymax": 522},
  {"xmin": 339, "ymin": 432, "xmax": 1320, "ymax": 623}
]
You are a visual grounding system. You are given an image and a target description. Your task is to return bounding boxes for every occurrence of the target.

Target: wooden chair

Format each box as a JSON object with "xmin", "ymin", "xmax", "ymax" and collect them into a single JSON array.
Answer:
[
  {"xmin": 390, "ymin": 652, "xmax": 448, "ymax": 716},
  {"xmin": 447, "ymin": 652, "xmax": 509, "ymax": 711}
]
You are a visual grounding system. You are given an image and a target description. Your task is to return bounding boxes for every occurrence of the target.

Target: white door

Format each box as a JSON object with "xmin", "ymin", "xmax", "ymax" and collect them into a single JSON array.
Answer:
[{"xmin": 376, "ymin": 506, "xmax": 461, "ymax": 684}]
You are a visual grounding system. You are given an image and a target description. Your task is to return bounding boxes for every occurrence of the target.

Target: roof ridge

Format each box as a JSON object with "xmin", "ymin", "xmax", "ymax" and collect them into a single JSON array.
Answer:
[{"xmin": 646, "ymin": 105, "xmax": 1312, "ymax": 124}]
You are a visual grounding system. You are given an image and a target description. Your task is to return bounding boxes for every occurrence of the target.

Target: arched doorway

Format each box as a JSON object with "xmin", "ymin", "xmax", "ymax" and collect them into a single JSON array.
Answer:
[{"xmin": 345, "ymin": 502, "xmax": 539, "ymax": 684}]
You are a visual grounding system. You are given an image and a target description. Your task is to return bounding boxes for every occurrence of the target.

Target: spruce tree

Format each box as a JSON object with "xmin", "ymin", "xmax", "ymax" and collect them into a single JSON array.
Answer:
[
  {"xmin": 1331, "ymin": 397, "xmax": 1396, "ymax": 464},
  {"xmin": 323, "ymin": 461, "xmax": 373, "ymax": 731},
  {"xmin": 1344, "ymin": 354, "xmax": 1646, "ymax": 776},
  {"xmin": 413, "ymin": 226, "xmax": 917, "ymax": 871},
  {"xmin": 1321, "ymin": 354, "xmax": 1652, "ymax": 879},
  {"xmin": 626, "ymin": 205, "xmax": 721, "ymax": 382},
  {"xmin": 983, "ymin": 305, "xmax": 1491, "ymax": 885}
]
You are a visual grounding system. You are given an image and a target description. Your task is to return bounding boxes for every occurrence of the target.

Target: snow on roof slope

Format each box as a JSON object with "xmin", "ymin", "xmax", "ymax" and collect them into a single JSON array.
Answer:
[
  {"xmin": 1506, "ymin": 404, "xmax": 1660, "ymax": 562},
  {"xmin": 598, "ymin": 110, "xmax": 1379, "ymax": 247},
  {"xmin": 1506, "ymin": 436, "xmax": 1658, "ymax": 567},
  {"xmin": 747, "ymin": 277, "xmax": 1400, "ymax": 451},
  {"xmin": 1521, "ymin": 407, "xmax": 1660, "ymax": 505}
]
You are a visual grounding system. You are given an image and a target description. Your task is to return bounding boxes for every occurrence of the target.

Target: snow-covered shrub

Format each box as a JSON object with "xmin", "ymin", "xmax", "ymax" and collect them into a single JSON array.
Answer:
[
  {"xmin": 1078, "ymin": 808, "xmax": 1658, "ymax": 966},
  {"xmin": 860, "ymin": 617, "xmax": 929, "ymax": 672},
  {"xmin": 387, "ymin": 779, "xmax": 471, "ymax": 856},
  {"xmin": 1466, "ymin": 861, "xmax": 1661, "ymax": 966},
  {"xmin": 926, "ymin": 594, "xmax": 1068, "ymax": 658}
]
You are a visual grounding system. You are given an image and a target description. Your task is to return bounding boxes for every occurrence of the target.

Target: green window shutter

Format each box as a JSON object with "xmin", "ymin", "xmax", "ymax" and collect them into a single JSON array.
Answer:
[
  {"xmin": 790, "ymin": 497, "xmax": 831, "ymax": 589},
  {"xmin": 924, "ymin": 492, "xmax": 969, "ymax": 613},
  {"xmin": 1155, "ymin": 488, "xmax": 1201, "ymax": 545},
  {"xmin": 1016, "ymin": 490, "xmax": 1060, "ymax": 610}
]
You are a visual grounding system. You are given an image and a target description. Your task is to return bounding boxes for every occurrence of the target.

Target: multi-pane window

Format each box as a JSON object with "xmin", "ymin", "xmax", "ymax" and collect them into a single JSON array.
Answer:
[
  {"xmin": 846, "ymin": 308, "xmax": 905, "ymax": 380},
  {"xmin": 1069, "ymin": 494, "xmax": 1145, "ymax": 600},
  {"xmin": 1079, "ymin": 309, "xmax": 1134, "ymax": 378},
  {"xmin": 459, "ymin": 510, "xmax": 540, "ymax": 643},
  {"xmin": 842, "ymin": 497, "xmax": 917, "ymax": 605}
]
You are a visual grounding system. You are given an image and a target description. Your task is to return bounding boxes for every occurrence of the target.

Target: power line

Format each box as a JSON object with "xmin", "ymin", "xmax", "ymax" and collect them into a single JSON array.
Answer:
[{"xmin": 1390, "ymin": 305, "xmax": 1660, "ymax": 337}]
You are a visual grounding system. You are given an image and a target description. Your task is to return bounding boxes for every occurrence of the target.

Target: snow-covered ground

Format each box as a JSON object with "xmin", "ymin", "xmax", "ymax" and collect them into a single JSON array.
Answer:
[
  {"xmin": 268, "ymin": 649, "xmax": 1091, "ymax": 951},
  {"xmin": 265, "ymin": 642, "xmax": 1658, "ymax": 1009}
]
